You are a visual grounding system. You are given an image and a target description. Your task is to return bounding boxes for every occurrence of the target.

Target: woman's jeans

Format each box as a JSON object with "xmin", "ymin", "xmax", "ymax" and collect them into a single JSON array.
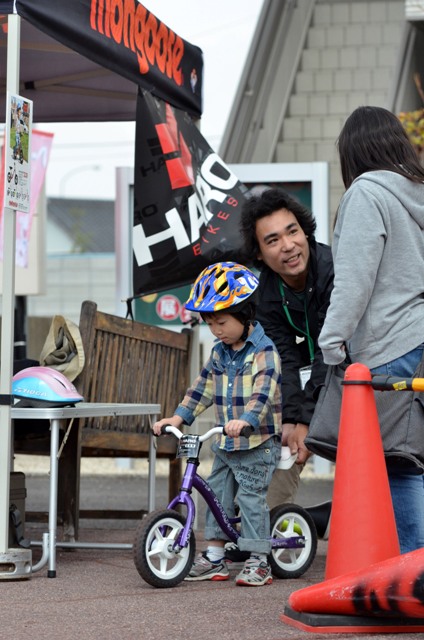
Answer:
[{"xmin": 371, "ymin": 344, "xmax": 424, "ymax": 553}]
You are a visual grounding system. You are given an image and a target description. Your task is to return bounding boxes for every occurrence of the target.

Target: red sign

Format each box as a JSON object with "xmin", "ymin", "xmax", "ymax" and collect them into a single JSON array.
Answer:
[{"xmin": 156, "ymin": 294, "xmax": 180, "ymax": 321}]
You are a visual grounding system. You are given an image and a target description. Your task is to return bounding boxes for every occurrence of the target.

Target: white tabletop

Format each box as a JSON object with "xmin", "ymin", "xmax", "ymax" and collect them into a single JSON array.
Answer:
[{"xmin": 11, "ymin": 402, "xmax": 160, "ymax": 420}]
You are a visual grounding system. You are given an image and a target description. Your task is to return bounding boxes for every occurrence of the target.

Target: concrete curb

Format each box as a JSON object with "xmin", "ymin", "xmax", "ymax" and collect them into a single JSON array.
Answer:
[{"xmin": 14, "ymin": 454, "xmax": 335, "ymax": 479}]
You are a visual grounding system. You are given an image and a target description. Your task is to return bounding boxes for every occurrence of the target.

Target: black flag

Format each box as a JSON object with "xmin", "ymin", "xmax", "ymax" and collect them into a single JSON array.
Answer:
[{"xmin": 133, "ymin": 89, "xmax": 249, "ymax": 297}]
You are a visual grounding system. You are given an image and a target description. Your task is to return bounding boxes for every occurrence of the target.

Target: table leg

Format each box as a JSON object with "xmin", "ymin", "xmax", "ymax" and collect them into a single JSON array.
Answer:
[
  {"xmin": 148, "ymin": 419, "xmax": 157, "ymax": 512},
  {"xmin": 48, "ymin": 418, "xmax": 59, "ymax": 578}
]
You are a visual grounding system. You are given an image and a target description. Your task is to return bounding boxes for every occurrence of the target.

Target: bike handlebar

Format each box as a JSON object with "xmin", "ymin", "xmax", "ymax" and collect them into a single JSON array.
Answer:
[
  {"xmin": 158, "ymin": 424, "xmax": 253, "ymax": 440},
  {"xmin": 370, "ymin": 376, "xmax": 424, "ymax": 392}
]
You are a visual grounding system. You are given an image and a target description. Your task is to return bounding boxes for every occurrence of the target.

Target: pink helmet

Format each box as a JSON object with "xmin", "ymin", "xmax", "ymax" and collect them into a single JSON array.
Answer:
[{"xmin": 12, "ymin": 366, "xmax": 84, "ymax": 407}]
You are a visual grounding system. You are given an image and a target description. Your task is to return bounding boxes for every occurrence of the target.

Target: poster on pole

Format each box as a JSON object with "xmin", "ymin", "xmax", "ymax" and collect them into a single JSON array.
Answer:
[
  {"xmin": 3, "ymin": 92, "xmax": 32, "ymax": 213},
  {"xmin": 0, "ymin": 129, "xmax": 54, "ymax": 267}
]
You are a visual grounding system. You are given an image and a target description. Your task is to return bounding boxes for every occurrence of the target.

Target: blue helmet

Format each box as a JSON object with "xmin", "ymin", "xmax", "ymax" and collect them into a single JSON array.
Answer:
[
  {"xmin": 12, "ymin": 366, "xmax": 84, "ymax": 408},
  {"xmin": 185, "ymin": 262, "xmax": 259, "ymax": 313}
]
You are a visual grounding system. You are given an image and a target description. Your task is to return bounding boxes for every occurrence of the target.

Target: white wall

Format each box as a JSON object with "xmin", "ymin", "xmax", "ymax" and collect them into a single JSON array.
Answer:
[
  {"xmin": 46, "ymin": 220, "xmax": 73, "ymax": 254},
  {"xmin": 27, "ymin": 253, "xmax": 116, "ymax": 323}
]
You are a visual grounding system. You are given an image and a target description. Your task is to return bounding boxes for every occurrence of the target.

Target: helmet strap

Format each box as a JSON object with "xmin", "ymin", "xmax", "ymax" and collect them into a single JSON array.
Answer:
[{"xmin": 240, "ymin": 320, "xmax": 251, "ymax": 343}]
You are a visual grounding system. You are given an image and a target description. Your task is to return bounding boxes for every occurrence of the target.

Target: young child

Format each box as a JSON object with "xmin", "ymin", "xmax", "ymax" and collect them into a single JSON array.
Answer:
[
  {"xmin": 13, "ymin": 103, "xmax": 24, "ymax": 160},
  {"xmin": 153, "ymin": 261, "xmax": 282, "ymax": 586}
]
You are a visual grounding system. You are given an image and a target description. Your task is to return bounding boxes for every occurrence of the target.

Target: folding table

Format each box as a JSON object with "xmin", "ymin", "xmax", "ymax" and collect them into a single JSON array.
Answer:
[{"xmin": 11, "ymin": 402, "xmax": 160, "ymax": 577}]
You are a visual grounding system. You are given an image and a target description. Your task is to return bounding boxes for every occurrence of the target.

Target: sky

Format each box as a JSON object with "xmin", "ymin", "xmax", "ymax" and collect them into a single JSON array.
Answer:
[{"xmin": 44, "ymin": 1, "xmax": 265, "ymax": 200}]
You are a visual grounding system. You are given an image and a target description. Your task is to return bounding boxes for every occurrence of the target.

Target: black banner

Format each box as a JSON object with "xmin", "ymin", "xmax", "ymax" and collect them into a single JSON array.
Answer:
[
  {"xmin": 16, "ymin": 0, "xmax": 203, "ymax": 118},
  {"xmin": 0, "ymin": 1, "xmax": 14, "ymax": 12},
  {"xmin": 133, "ymin": 89, "xmax": 249, "ymax": 297}
]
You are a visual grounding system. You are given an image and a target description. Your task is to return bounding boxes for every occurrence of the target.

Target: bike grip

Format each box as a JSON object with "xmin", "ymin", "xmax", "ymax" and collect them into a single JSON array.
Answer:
[
  {"xmin": 159, "ymin": 424, "xmax": 172, "ymax": 435},
  {"xmin": 222, "ymin": 424, "xmax": 253, "ymax": 438},
  {"xmin": 412, "ymin": 378, "xmax": 424, "ymax": 392},
  {"xmin": 371, "ymin": 375, "xmax": 422, "ymax": 391}
]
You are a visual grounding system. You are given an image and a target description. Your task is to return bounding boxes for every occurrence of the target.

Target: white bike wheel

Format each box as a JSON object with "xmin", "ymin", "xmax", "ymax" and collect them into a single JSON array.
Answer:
[
  {"xmin": 269, "ymin": 503, "xmax": 317, "ymax": 579},
  {"xmin": 133, "ymin": 509, "xmax": 196, "ymax": 588}
]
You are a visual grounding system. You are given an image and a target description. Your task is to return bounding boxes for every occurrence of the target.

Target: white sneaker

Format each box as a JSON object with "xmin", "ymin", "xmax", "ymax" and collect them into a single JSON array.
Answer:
[{"xmin": 235, "ymin": 557, "xmax": 272, "ymax": 586}]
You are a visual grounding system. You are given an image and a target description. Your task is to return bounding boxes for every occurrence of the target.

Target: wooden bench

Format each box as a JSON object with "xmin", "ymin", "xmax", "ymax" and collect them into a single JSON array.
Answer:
[{"xmin": 14, "ymin": 300, "xmax": 193, "ymax": 539}]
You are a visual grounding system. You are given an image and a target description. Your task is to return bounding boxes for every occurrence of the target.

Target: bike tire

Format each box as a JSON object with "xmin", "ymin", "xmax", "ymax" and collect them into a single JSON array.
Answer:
[
  {"xmin": 268, "ymin": 503, "xmax": 317, "ymax": 579},
  {"xmin": 133, "ymin": 509, "xmax": 196, "ymax": 588}
]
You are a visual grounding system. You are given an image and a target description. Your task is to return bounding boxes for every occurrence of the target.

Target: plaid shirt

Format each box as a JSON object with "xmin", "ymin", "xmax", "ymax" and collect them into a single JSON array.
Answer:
[{"xmin": 175, "ymin": 322, "xmax": 282, "ymax": 451}]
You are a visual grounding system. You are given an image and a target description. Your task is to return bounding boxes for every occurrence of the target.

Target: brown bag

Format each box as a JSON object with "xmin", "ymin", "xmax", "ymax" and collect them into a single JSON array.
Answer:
[{"xmin": 39, "ymin": 315, "xmax": 85, "ymax": 382}]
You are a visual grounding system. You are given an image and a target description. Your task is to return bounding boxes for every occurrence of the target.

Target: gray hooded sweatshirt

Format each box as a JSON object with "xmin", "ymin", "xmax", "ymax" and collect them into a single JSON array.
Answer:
[{"xmin": 319, "ymin": 170, "xmax": 424, "ymax": 368}]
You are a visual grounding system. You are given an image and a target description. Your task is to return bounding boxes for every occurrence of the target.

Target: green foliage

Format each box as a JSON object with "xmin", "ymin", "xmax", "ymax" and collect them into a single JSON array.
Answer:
[
  {"xmin": 69, "ymin": 207, "xmax": 92, "ymax": 253},
  {"xmin": 398, "ymin": 73, "xmax": 424, "ymax": 159},
  {"xmin": 398, "ymin": 109, "xmax": 424, "ymax": 155}
]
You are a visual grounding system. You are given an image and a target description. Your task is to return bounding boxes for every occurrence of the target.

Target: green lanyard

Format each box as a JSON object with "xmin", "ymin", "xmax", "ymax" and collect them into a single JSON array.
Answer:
[{"xmin": 279, "ymin": 279, "xmax": 314, "ymax": 363}]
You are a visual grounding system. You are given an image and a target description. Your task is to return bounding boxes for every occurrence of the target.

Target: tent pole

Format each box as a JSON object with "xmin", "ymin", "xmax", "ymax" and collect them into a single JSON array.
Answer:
[{"xmin": 0, "ymin": 13, "xmax": 21, "ymax": 559}]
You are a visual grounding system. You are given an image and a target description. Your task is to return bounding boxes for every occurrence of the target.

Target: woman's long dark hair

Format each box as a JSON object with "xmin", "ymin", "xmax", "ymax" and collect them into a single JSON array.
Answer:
[{"xmin": 337, "ymin": 106, "xmax": 424, "ymax": 189}]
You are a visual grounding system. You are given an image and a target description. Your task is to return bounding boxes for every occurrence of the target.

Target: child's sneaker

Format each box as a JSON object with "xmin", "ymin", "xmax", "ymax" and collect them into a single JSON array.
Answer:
[
  {"xmin": 235, "ymin": 556, "xmax": 273, "ymax": 586},
  {"xmin": 184, "ymin": 551, "xmax": 229, "ymax": 581}
]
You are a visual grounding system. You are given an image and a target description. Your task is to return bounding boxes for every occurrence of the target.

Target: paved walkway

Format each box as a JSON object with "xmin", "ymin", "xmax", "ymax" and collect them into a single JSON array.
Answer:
[
  {"xmin": 3, "ymin": 463, "xmax": 418, "ymax": 640},
  {"xmin": 2, "ymin": 526, "xmax": 415, "ymax": 640}
]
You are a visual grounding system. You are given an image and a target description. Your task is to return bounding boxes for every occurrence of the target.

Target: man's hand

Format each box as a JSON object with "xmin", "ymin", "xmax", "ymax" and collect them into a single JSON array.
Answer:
[
  {"xmin": 287, "ymin": 423, "xmax": 311, "ymax": 464},
  {"xmin": 281, "ymin": 422, "xmax": 296, "ymax": 446}
]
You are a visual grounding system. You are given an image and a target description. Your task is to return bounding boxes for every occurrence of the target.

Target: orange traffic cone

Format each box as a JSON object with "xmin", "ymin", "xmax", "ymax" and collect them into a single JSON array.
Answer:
[
  {"xmin": 325, "ymin": 362, "xmax": 400, "ymax": 580},
  {"xmin": 281, "ymin": 548, "xmax": 424, "ymax": 633}
]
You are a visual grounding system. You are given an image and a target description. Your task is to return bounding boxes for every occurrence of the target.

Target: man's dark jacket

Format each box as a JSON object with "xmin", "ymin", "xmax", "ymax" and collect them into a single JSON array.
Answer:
[{"xmin": 255, "ymin": 240, "xmax": 334, "ymax": 426}]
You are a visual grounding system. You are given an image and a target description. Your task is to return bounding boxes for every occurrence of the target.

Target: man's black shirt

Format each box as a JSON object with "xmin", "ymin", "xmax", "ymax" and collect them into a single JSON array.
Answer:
[{"xmin": 255, "ymin": 240, "xmax": 334, "ymax": 426}]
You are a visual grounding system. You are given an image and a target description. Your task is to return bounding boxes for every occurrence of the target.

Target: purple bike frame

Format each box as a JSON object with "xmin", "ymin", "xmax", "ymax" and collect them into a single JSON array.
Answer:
[
  {"xmin": 167, "ymin": 461, "xmax": 240, "ymax": 550},
  {"xmin": 166, "ymin": 461, "xmax": 305, "ymax": 552}
]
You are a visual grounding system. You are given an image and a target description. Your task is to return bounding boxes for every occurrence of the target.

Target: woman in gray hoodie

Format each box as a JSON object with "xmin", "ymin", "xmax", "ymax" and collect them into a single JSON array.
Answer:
[{"xmin": 319, "ymin": 105, "xmax": 424, "ymax": 553}]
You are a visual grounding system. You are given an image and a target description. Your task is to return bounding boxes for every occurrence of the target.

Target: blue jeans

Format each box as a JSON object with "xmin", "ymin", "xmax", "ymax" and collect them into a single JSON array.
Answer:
[
  {"xmin": 371, "ymin": 344, "xmax": 424, "ymax": 553},
  {"xmin": 205, "ymin": 438, "xmax": 280, "ymax": 554}
]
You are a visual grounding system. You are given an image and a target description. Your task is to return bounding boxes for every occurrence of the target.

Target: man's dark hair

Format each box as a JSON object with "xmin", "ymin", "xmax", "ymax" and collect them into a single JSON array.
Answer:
[{"xmin": 239, "ymin": 187, "xmax": 317, "ymax": 268}]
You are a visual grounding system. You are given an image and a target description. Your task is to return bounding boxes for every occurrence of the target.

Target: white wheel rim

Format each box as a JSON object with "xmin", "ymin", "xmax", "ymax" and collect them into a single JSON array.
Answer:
[
  {"xmin": 145, "ymin": 516, "xmax": 191, "ymax": 580},
  {"xmin": 271, "ymin": 512, "xmax": 313, "ymax": 571}
]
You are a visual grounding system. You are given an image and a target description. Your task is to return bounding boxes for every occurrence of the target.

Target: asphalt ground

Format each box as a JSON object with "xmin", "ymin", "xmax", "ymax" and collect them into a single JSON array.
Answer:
[{"xmin": 2, "ymin": 470, "xmax": 421, "ymax": 640}]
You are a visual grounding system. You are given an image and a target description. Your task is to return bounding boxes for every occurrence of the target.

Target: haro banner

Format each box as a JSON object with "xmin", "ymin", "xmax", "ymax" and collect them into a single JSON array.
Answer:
[
  {"xmin": 4, "ymin": 93, "xmax": 32, "ymax": 214},
  {"xmin": 132, "ymin": 89, "xmax": 249, "ymax": 297}
]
